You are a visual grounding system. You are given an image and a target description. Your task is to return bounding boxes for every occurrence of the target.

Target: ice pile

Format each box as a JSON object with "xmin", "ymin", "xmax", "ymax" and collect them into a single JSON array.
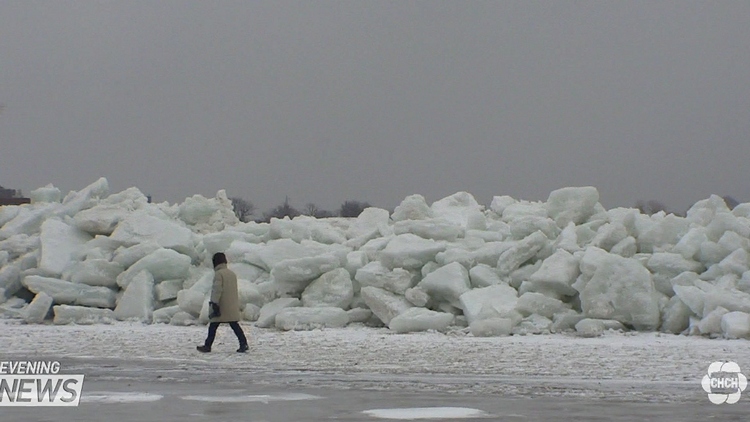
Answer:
[{"xmin": 2, "ymin": 179, "xmax": 750, "ymax": 339}]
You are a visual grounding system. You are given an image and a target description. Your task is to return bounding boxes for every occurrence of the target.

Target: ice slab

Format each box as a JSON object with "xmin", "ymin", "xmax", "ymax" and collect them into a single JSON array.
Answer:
[
  {"xmin": 275, "ymin": 306, "xmax": 349, "ymax": 330},
  {"xmin": 301, "ymin": 268, "xmax": 354, "ymax": 309}
]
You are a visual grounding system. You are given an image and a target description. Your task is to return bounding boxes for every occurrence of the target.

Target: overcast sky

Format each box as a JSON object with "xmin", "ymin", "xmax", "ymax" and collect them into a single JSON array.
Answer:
[{"xmin": 1, "ymin": 1, "xmax": 749, "ymax": 215}]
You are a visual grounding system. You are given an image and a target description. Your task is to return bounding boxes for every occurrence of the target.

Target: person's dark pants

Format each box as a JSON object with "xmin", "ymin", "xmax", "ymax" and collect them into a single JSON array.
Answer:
[{"xmin": 204, "ymin": 321, "xmax": 247, "ymax": 348}]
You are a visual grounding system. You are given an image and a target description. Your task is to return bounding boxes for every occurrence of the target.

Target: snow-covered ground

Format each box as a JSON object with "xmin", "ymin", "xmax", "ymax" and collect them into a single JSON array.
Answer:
[{"xmin": 2, "ymin": 321, "xmax": 747, "ymax": 403}]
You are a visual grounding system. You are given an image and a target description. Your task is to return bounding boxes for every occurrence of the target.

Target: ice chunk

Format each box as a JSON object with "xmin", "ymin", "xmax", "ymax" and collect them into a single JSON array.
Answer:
[
  {"xmin": 502, "ymin": 201, "xmax": 548, "ymax": 220},
  {"xmin": 178, "ymin": 190, "xmax": 238, "ymax": 231},
  {"xmin": 647, "ymin": 253, "xmax": 704, "ymax": 280},
  {"xmin": 686, "ymin": 195, "xmax": 730, "ymax": 226},
  {"xmin": 152, "ymin": 305, "xmax": 180, "ymax": 324},
  {"xmin": 53, "ymin": 305, "xmax": 115, "ymax": 325},
  {"xmin": 57, "ymin": 178, "xmax": 109, "ymax": 217},
  {"xmin": 360, "ymin": 286, "xmax": 413, "ymax": 325},
  {"xmin": 392, "ymin": 195, "xmax": 434, "ymax": 222},
  {"xmin": 590, "ymin": 223, "xmax": 628, "ymax": 251},
  {"xmin": 417, "ymin": 262, "xmax": 470, "ymax": 307},
  {"xmin": 344, "ymin": 251, "xmax": 368, "ymax": 278},
  {"xmin": 347, "ymin": 208, "xmax": 391, "ymax": 238},
  {"xmin": 0, "ymin": 206, "xmax": 21, "ymax": 228},
  {"xmin": 430, "ymin": 192, "xmax": 482, "ymax": 228},
  {"xmin": 509, "ymin": 217, "xmax": 560, "ymax": 240},
  {"xmin": 242, "ymin": 303, "xmax": 261, "ymax": 321},
  {"xmin": 0, "ymin": 265, "xmax": 22, "ymax": 297},
  {"xmin": 393, "ymin": 219, "xmax": 464, "ymax": 241},
  {"xmin": 673, "ymin": 227, "xmax": 709, "ymax": 260},
  {"xmin": 114, "ymin": 270, "xmax": 155, "ymax": 323},
  {"xmin": 469, "ymin": 318, "xmax": 513, "ymax": 337},
  {"xmin": 575, "ymin": 319, "xmax": 605, "ymax": 337},
  {"xmin": 545, "ymin": 186, "xmax": 600, "ymax": 227},
  {"xmin": 512, "ymin": 314, "xmax": 552, "ymax": 335},
  {"xmin": 0, "ymin": 203, "xmax": 56, "ymax": 240},
  {"xmin": 112, "ymin": 241, "xmax": 161, "ymax": 269},
  {"xmin": 697, "ymin": 306, "xmax": 729, "ymax": 336},
  {"xmin": 66, "ymin": 259, "xmax": 123, "ymax": 288},
  {"xmin": 176, "ymin": 289, "xmax": 207, "ymax": 316},
  {"xmin": 202, "ymin": 232, "xmax": 258, "ymax": 260},
  {"xmin": 23, "ymin": 275, "xmax": 116, "ymax": 308},
  {"xmin": 355, "ymin": 261, "xmax": 414, "ymax": 295},
  {"xmin": 30, "ymin": 184, "xmax": 61, "ymax": 204},
  {"xmin": 169, "ymin": 311, "xmax": 198, "ymax": 326},
  {"xmin": 23, "ymin": 292, "xmax": 54, "ymax": 324},
  {"xmin": 301, "ymin": 268, "xmax": 354, "ymax": 309},
  {"xmin": 550, "ymin": 312, "xmax": 586, "ymax": 333},
  {"xmin": 110, "ymin": 211, "xmax": 195, "ymax": 257},
  {"xmin": 38, "ymin": 219, "xmax": 92, "ymax": 277},
  {"xmin": 268, "ymin": 217, "xmax": 312, "ymax": 242},
  {"xmin": 379, "ymin": 234, "xmax": 446, "ymax": 270},
  {"xmin": 255, "ymin": 298, "xmax": 301, "ymax": 328},
  {"xmin": 468, "ymin": 264, "xmax": 503, "ymax": 288},
  {"xmin": 73, "ymin": 204, "xmax": 131, "ymax": 236},
  {"xmin": 227, "ymin": 263, "xmax": 264, "ymax": 283},
  {"xmin": 610, "ymin": 236, "xmax": 637, "ymax": 258},
  {"xmin": 733, "ymin": 204, "xmax": 750, "ymax": 218},
  {"xmin": 637, "ymin": 215, "xmax": 690, "ymax": 253},
  {"xmin": 660, "ymin": 296, "xmax": 693, "ymax": 334},
  {"xmin": 576, "ymin": 253, "xmax": 660, "ymax": 330},
  {"xmin": 705, "ymin": 212, "xmax": 750, "ymax": 241},
  {"xmin": 388, "ymin": 308, "xmax": 454, "ymax": 333},
  {"xmin": 490, "ymin": 196, "xmax": 516, "ymax": 216},
  {"xmin": 721, "ymin": 311, "xmax": 750, "ymax": 339},
  {"xmin": 155, "ymin": 279, "xmax": 184, "ymax": 302},
  {"xmin": 496, "ymin": 231, "xmax": 548, "ymax": 276},
  {"xmin": 275, "ymin": 307, "xmax": 349, "ymax": 330},
  {"xmin": 527, "ymin": 249, "xmax": 579, "ymax": 297},
  {"xmin": 515, "ymin": 292, "xmax": 570, "ymax": 318},
  {"xmin": 346, "ymin": 307, "xmax": 372, "ymax": 324},
  {"xmin": 116, "ymin": 248, "xmax": 191, "ymax": 288},
  {"xmin": 459, "ymin": 284, "xmax": 520, "ymax": 325},
  {"xmin": 246, "ymin": 239, "xmax": 323, "ymax": 271},
  {"xmin": 404, "ymin": 287, "xmax": 430, "ymax": 307},
  {"xmin": 271, "ymin": 254, "xmax": 342, "ymax": 295}
]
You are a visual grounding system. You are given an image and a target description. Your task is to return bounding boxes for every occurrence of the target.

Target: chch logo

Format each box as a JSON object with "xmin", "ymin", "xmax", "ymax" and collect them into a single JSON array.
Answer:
[{"xmin": 702, "ymin": 362, "xmax": 747, "ymax": 404}]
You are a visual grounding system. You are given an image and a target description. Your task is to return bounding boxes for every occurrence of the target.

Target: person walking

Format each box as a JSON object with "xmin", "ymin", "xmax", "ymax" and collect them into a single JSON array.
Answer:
[{"xmin": 197, "ymin": 252, "xmax": 249, "ymax": 353}]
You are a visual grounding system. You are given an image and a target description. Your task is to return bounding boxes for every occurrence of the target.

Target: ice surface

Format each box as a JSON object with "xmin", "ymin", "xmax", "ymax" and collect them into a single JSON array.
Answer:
[
  {"xmin": 275, "ymin": 306, "xmax": 349, "ymax": 330},
  {"xmin": 114, "ymin": 270, "xmax": 155, "ymax": 323},
  {"xmin": 271, "ymin": 254, "xmax": 342, "ymax": 295},
  {"xmin": 360, "ymin": 286, "xmax": 413, "ymax": 325},
  {"xmin": 255, "ymin": 297, "xmax": 301, "ymax": 328},
  {"xmin": 417, "ymin": 262, "xmax": 470, "ymax": 308},
  {"xmin": 391, "ymin": 194, "xmax": 433, "ymax": 222},
  {"xmin": 301, "ymin": 268, "xmax": 354, "ymax": 309},
  {"xmin": 23, "ymin": 275, "xmax": 117, "ymax": 308},
  {"xmin": 53, "ymin": 305, "xmax": 115, "ymax": 325},
  {"xmin": 38, "ymin": 219, "xmax": 92, "ymax": 277},
  {"xmin": 23, "ymin": 292, "xmax": 54, "ymax": 323},
  {"xmin": 355, "ymin": 261, "xmax": 414, "ymax": 295},
  {"xmin": 379, "ymin": 234, "xmax": 446, "ymax": 270},
  {"xmin": 388, "ymin": 308, "xmax": 454, "ymax": 333}
]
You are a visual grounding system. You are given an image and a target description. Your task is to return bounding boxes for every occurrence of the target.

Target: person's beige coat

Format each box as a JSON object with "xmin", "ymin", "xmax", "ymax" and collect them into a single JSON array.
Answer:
[{"xmin": 209, "ymin": 263, "xmax": 241, "ymax": 323}]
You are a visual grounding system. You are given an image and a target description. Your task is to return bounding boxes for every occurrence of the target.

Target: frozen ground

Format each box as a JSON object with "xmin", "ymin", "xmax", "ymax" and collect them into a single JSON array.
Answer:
[{"xmin": 2, "ymin": 321, "xmax": 749, "ymax": 403}]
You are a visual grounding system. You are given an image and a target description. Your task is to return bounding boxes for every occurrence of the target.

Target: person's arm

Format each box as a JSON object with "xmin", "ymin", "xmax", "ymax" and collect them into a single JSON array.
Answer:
[{"xmin": 210, "ymin": 271, "xmax": 223, "ymax": 304}]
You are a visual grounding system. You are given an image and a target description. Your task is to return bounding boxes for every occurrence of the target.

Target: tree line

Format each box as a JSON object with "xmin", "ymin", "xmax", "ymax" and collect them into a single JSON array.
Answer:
[{"xmin": 230, "ymin": 197, "xmax": 371, "ymax": 223}]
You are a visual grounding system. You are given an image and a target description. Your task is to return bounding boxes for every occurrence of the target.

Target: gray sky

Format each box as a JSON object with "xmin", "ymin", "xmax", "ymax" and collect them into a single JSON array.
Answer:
[{"xmin": 1, "ymin": 1, "xmax": 749, "ymax": 215}]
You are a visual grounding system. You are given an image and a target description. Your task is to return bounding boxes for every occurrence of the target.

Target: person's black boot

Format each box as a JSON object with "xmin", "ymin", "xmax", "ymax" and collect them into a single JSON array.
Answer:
[
  {"xmin": 237, "ymin": 344, "xmax": 248, "ymax": 353},
  {"xmin": 196, "ymin": 345, "xmax": 211, "ymax": 353}
]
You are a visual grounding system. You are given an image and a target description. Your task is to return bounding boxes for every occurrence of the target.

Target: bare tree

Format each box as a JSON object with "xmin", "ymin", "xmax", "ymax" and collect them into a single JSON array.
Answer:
[
  {"xmin": 262, "ymin": 197, "xmax": 300, "ymax": 221},
  {"xmin": 230, "ymin": 197, "xmax": 256, "ymax": 222},
  {"xmin": 636, "ymin": 200, "xmax": 669, "ymax": 216},
  {"xmin": 303, "ymin": 203, "xmax": 320, "ymax": 217},
  {"xmin": 339, "ymin": 200, "xmax": 371, "ymax": 218}
]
